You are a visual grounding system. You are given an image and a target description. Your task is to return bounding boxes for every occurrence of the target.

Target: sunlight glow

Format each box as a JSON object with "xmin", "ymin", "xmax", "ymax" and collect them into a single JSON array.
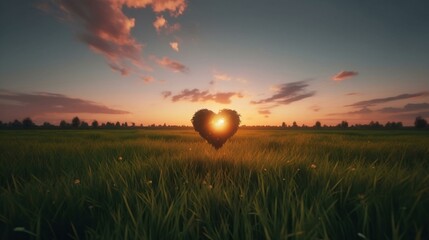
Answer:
[{"xmin": 213, "ymin": 118, "xmax": 226, "ymax": 131}]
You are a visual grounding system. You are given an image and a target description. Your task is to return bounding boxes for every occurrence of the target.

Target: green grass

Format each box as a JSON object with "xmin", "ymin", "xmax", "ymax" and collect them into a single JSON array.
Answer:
[{"xmin": 0, "ymin": 129, "xmax": 428, "ymax": 239}]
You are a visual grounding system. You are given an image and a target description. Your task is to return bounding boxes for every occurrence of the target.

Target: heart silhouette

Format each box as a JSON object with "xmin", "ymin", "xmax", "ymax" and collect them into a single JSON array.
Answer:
[{"xmin": 191, "ymin": 109, "xmax": 241, "ymax": 149}]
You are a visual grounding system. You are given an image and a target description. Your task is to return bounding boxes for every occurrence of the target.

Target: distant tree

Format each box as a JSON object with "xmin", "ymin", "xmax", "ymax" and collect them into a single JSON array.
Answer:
[
  {"xmin": 340, "ymin": 121, "xmax": 348, "ymax": 128},
  {"xmin": 385, "ymin": 121, "xmax": 403, "ymax": 129},
  {"xmin": 115, "ymin": 121, "xmax": 121, "ymax": 128},
  {"xmin": 106, "ymin": 122, "xmax": 114, "ymax": 128},
  {"xmin": 415, "ymin": 116, "xmax": 427, "ymax": 129},
  {"xmin": 314, "ymin": 121, "xmax": 321, "ymax": 129},
  {"xmin": 71, "ymin": 117, "xmax": 80, "ymax": 128},
  {"xmin": 281, "ymin": 122, "xmax": 286, "ymax": 128},
  {"xmin": 80, "ymin": 121, "xmax": 89, "ymax": 128},
  {"xmin": 91, "ymin": 120, "xmax": 99, "ymax": 128},
  {"xmin": 59, "ymin": 120, "xmax": 68, "ymax": 129},
  {"xmin": 131, "ymin": 122, "xmax": 136, "ymax": 127},
  {"xmin": 22, "ymin": 117, "xmax": 35, "ymax": 129},
  {"xmin": 42, "ymin": 122, "xmax": 54, "ymax": 129},
  {"xmin": 369, "ymin": 121, "xmax": 382, "ymax": 129},
  {"xmin": 292, "ymin": 121, "xmax": 298, "ymax": 128},
  {"xmin": 11, "ymin": 119, "xmax": 22, "ymax": 129}
]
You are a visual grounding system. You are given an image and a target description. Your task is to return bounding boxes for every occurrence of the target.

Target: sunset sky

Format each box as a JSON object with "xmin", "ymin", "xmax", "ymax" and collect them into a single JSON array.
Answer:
[{"xmin": 1, "ymin": 0, "xmax": 429, "ymax": 126}]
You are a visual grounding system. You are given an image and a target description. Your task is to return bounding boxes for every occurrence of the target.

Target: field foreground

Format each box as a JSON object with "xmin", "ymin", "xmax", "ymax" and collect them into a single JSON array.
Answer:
[{"xmin": 1, "ymin": 129, "xmax": 428, "ymax": 239}]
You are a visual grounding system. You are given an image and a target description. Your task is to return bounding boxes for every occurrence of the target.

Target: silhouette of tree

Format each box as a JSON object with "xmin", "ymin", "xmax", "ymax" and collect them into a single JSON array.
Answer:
[
  {"xmin": 281, "ymin": 122, "xmax": 286, "ymax": 128},
  {"xmin": 340, "ymin": 121, "xmax": 348, "ymax": 128},
  {"xmin": 22, "ymin": 117, "xmax": 35, "ymax": 129},
  {"xmin": 115, "ymin": 121, "xmax": 121, "ymax": 128},
  {"xmin": 71, "ymin": 117, "xmax": 80, "ymax": 128},
  {"xmin": 369, "ymin": 121, "xmax": 382, "ymax": 129},
  {"xmin": 42, "ymin": 122, "xmax": 54, "ymax": 129},
  {"xmin": 314, "ymin": 121, "xmax": 321, "ymax": 129},
  {"xmin": 292, "ymin": 121, "xmax": 298, "ymax": 128},
  {"xmin": 385, "ymin": 121, "xmax": 403, "ymax": 129},
  {"xmin": 11, "ymin": 119, "xmax": 22, "ymax": 129},
  {"xmin": 91, "ymin": 120, "xmax": 99, "ymax": 128},
  {"xmin": 414, "ymin": 116, "xmax": 427, "ymax": 129},
  {"xmin": 80, "ymin": 121, "xmax": 89, "ymax": 128},
  {"xmin": 59, "ymin": 120, "xmax": 69, "ymax": 129}
]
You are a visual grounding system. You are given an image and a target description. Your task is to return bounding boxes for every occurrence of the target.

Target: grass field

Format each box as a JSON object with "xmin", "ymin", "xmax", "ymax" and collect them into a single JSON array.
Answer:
[{"xmin": 1, "ymin": 129, "xmax": 428, "ymax": 239}]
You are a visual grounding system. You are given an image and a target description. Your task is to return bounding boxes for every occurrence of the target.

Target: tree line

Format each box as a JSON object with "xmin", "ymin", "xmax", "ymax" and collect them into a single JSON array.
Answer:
[{"xmin": 0, "ymin": 116, "xmax": 428, "ymax": 130}]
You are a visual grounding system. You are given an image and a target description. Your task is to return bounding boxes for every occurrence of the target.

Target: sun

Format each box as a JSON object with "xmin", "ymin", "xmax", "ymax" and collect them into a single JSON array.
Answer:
[{"xmin": 213, "ymin": 118, "xmax": 226, "ymax": 130}]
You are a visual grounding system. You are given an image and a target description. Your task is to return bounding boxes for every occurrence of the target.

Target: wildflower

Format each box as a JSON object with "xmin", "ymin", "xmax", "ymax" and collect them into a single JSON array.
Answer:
[
  {"xmin": 282, "ymin": 178, "xmax": 286, "ymax": 181},
  {"xmin": 263, "ymin": 168, "xmax": 267, "ymax": 172},
  {"xmin": 118, "ymin": 156, "xmax": 123, "ymax": 161},
  {"xmin": 350, "ymin": 167, "xmax": 356, "ymax": 171},
  {"xmin": 146, "ymin": 180, "xmax": 153, "ymax": 184},
  {"xmin": 208, "ymin": 184, "xmax": 213, "ymax": 189},
  {"xmin": 74, "ymin": 179, "xmax": 81, "ymax": 185},
  {"xmin": 310, "ymin": 164, "xmax": 317, "ymax": 169},
  {"xmin": 202, "ymin": 180, "xmax": 207, "ymax": 185}
]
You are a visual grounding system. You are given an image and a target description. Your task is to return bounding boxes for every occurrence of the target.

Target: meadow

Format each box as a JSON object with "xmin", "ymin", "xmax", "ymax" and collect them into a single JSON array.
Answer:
[{"xmin": 0, "ymin": 129, "xmax": 428, "ymax": 239}]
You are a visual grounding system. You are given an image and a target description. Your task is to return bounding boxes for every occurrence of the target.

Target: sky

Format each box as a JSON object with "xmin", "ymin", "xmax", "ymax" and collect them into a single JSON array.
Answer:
[{"xmin": 1, "ymin": 0, "xmax": 429, "ymax": 126}]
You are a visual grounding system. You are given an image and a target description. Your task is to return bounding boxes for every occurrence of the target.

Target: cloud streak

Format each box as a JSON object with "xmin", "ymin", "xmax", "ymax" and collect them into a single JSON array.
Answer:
[
  {"xmin": 155, "ymin": 57, "xmax": 188, "ymax": 73},
  {"xmin": 210, "ymin": 71, "xmax": 247, "ymax": 85},
  {"xmin": 0, "ymin": 89, "xmax": 129, "ymax": 120},
  {"xmin": 48, "ymin": 0, "xmax": 186, "ymax": 75},
  {"xmin": 378, "ymin": 103, "xmax": 429, "ymax": 113},
  {"xmin": 251, "ymin": 81, "xmax": 315, "ymax": 105},
  {"xmin": 346, "ymin": 92, "xmax": 428, "ymax": 108},
  {"xmin": 332, "ymin": 71, "xmax": 358, "ymax": 81},
  {"xmin": 163, "ymin": 89, "xmax": 243, "ymax": 104}
]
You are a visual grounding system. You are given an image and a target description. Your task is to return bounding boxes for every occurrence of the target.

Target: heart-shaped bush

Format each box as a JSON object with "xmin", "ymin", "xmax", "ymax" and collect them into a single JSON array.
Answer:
[{"xmin": 191, "ymin": 109, "xmax": 241, "ymax": 149}]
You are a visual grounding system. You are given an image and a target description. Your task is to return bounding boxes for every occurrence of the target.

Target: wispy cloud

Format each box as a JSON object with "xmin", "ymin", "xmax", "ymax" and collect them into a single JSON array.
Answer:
[
  {"xmin": 45, "ymin": 0, "xmax": 186, "ymax": 76},
  {"xmin": 141, "ymin": 75, "xmax": 155, "ymax": 83},
  {"xmin": 210, "ymin": 71, "xmax": 247, "ymax": 85},
  {"xmin": 378, "ymin": 103, "xmax": 429, "ymax": 113},
  {"xmin": 153, "ymin": 15, "xmax": 167, "ymax": 32},
  {"xmin": 155, "ymin": 57, "xmax": 188, "ymax": 73},
  {"xmin": 332, "ymin": 71, "xmax": 358, "ymax": 81},
  {"xmin": 327, "ymin": 107, "xmax": 372, "ymax": 116},
  {"xmin": 153, "ymin": 15, "xmax": 181, "ymax": 34},
  {"xmin": 309, "ymin": 105, "xmax": 321, "ymax": 112},
  {"xmin": 346, "ymin": 92, "xmax": 429, "ymax": 108},
  {"xmin": 258, "ymin": 110, "xmax": 271, "ymax": 118},
  {"xmin": 251, "ymin": 81, "xmax": 315, "ymax": 105},
  {"xmin": 163, "ymin": 89, "xmax": 243, "ymax": 104},
  {"xmin": 170, "ymin": 41, "xmax": 179, "ymax": 52},
  {"xmin": 161, "ymin": 91, "xmax": 172, "ymax": 98},
  {"xmin": 0, "ymin": 89, "xmax": 129, "ymax": 120}
]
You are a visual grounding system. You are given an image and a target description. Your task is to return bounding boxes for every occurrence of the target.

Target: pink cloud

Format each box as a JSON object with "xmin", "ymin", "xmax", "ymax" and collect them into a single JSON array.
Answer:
[
  {"xmin": 49, "ymin": 0, "xmax": 187, "ymax": 75},
  {"xmin": 258, "ymin": 110, "xmax": 271, "ymax": 115},
  {"xmin": 164, "ymin": 89, "xmax": 243, "ymax": 104},
  {"xmin": 141, "ymin": 75, "xmax": 155, "ymax": 83},
  {"xmin": 170, "ymin": 41, "xmax": 179, "ymax": 51},
  {"xmin": 153, "ymin": 15, "xmax": 167, "ymax": 32},
  {"xmin": 155, "ymin": 57, "xmax": 188, "ymax": 73},
  {"xmin": 332, "ymin": 71, "xmax": 358, "ymax": 81},
  {"xmin": 0, "ymin": 89, "xmax": 129, "ymax": 121}
]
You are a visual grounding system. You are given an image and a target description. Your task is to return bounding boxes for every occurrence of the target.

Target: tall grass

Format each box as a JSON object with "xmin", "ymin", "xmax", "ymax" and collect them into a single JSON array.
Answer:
[{"xmin": 0, "ymin": 130, "xmax": 428, "ymax": 239}]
